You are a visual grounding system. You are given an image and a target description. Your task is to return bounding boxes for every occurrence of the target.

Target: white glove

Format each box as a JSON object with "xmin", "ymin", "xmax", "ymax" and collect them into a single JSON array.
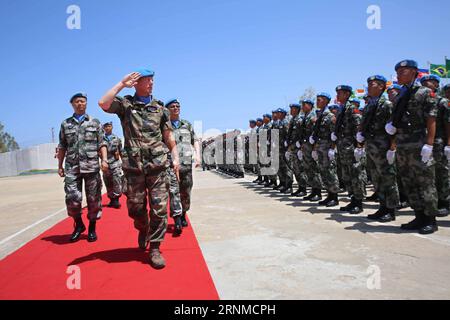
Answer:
[
  {"xmin": 356, "ymin": 132, "xmax": 365, "ymax": 143},
  {"xmin": 331, "ymin": 132, "xmax": 338, "ymax": 142},
  {"xmin": 284, "ymin": 141, "xmax": 288, "ymax": 148},
  {"xmin": 285, "ymin": 151, "xmax": 291, "ymax": 161},
  {"xmin": 445, "ymin": 146, "xmax": 450, "ymax": 162},
  {"xmin": 328, "ymin": 149, "xmax": 336, "ymax": 161},
  {"xmin": 297, "ymin": 150, "xmax": 303, "ymax": 160},
  {"xmin": 296, "ymin": 141, "xmax": 301, "ymax": 149},
  {"xmin": 354, "ymin": 147, "xmax": 365, "ymax": 161},
  {"xmin": 266, "ymin": 140, "xmax": 270, "ymax": 145},
  {"xmin": 312, "ymin": 150, "xmax": 319, "ymax": 161},
  {"xmin": 386, "ymin": 150, "xmax": 396, "ymax": 165},
  {"xmin": 385, "ymin": 122, "xmax": 397, "ymax": 136},
  {"xmin": 420, "ymin": 144, "xmax": 433, "ymax": 164},
  {"xmin": 309, "ymin": 136, "xmax": 315, "ymax": 145}
]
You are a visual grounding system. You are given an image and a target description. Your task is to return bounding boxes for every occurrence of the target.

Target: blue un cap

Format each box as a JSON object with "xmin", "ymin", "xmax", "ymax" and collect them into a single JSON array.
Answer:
[
  {"xmin": 263, "ymin": 114, "xmax": 272, "ymax": 120},
  {"xmin": 136, "ymin": 68, "xmax": 155, "ymax": 78},
  {"xmin": 289, "ymin": 103, "xmax": 301, "ymax": 109},
  {"xmin": 336, "ymin": 85, "xmax": 353, "ymax": 93},
  {"xmin": 387, "ymin": 84, "xmax": 402, "ymax": 91},
  {"xmin": 367, "ymin": 75, "xmax": 388, "ymax": 84},
  {"xmin": 317, "ymin": 92, "xmax": 332, "ymax": 101},
  {"xmin": 256, "ymin": 118, "xmax": 263, "ymax": 122},
  {"xmin": 420, "ymin": 74, "xmax": 441, "ymax": 84},
  {"xmin": 301, "ymin": 99, "xmax": 315, "ymax": 107},
  {"xmin": 395, "ymin": 59, "xmax": 418, "ymax": 71},
  {"xmin": 70, "ymin": 92, "xmax": 87, "ymax": 103},
  {"xmin": 165, "ymin": 99, "xmax": 180, "ymax": 108}
]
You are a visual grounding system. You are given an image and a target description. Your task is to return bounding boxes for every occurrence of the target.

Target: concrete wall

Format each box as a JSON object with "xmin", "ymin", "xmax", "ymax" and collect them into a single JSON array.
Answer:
[{"xmin": 0, "ymin": 143, "xmax": 58, "ymax": 177}]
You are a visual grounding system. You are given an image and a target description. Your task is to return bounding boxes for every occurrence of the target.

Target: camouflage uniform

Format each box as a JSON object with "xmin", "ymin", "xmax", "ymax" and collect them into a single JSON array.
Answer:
[
  {"xmin": 287, "ymin": 113, "xmax": 308, "ymax": 189},
  {"xmin": 361, "ymin": 96, "xmax": 399, "ymax": 210},
  {"xmin": 392, "ymin": 84, "xmax": 439, "ymax": 217},
  {"xmin": 276, "ymin": 117, "xmax": 293, "ymax": 189},
  {"xmin": 106, "ymin": 95, "xmax": 171, "ymax": 243},
  {"xmin": 312, "ymin": 108, "xmax": 340, "ymax": 194},
  {"xmin": 300, "ymin": 110, "xmax": 322, "ymax": 190},
  {"xmin": 172, "ymin": 119, "xmax": 198, "ymax": 214},
  {"xmin": 167, "ymin": 154, "xmax": 183, "ymax": 218},
  {"xmin": 433, "ymin": 95, "xmax": 450, "ymax": 210},
  {"xmin": 335, "ymin": 101, "xmax": 367, "ymax": 201},
  {"xmin": 58, "ymin": 114, "xmax": 105, "ymax": 221},
  {"xmin": 102, "ymin": 133, "xmax": 123, "ymax": 201}
]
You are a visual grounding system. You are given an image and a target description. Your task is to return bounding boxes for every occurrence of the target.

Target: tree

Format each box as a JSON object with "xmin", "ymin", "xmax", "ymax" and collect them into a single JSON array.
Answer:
[
  {"xmin": 299, "ymin": 87, "xmax": 317, "ymax": 102},
  {"xmin": 0, "ymin": 122, "xmax": 19, "ymax": 153}
]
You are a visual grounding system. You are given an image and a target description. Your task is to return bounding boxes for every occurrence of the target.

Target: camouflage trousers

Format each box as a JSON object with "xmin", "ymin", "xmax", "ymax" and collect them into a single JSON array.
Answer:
[
  {"xmin": 179, "ymin": 168, "xmax": 194, "ymax": 213},
  {"xmin": 396, "ymin": 138, "xmax": 438, "ymax": 216},
  {"xmin": 434, "ymin": 141, "xmax": 450, "ymax": 202},
  {"xmin": 168, "ymin": 168, "xmax": 183, "ymax": 218},
  {"xmin": 337, "ymin": 141, "xmax": 366, "ymax": 200},
  {"xmin": 365, "ymin": 139, "xmax": 399, "ymax": 209},
  {"xmin": 124, "ymin": 169, "xmax": 169, "ymax": 243},
  {"xmin": 303, "ymin": 143, "xmax": 322, "ymax": 190},
  {"xmin": 317, "ymin": 141, "xmax": 339, "ymax": 194},
  {"xmin": 290, "ymin": 151, "xmax": 307, "ymax": 187},
  {"xmin": 102, "ymin": 165, "xmax": 123, "ymax": 200},
  {"xmin": 65, "ymin": 170, "xmax": 103, "ymax": 221},
  {"xmin": 278, "ymin": 152, "xmax": 293, "ymax": 187}
]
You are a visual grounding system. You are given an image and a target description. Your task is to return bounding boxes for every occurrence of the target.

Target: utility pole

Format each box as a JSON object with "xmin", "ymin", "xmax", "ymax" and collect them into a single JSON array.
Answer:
[{"xmin": 51, "ymin": 127, "xmax": 55, "ymax": 143}]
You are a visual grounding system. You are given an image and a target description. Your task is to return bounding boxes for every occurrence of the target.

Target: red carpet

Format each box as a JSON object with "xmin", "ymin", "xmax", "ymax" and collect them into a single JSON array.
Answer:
[{"xmin": 0, "ymin": 195, "xmax": 219, "ymax": 300}]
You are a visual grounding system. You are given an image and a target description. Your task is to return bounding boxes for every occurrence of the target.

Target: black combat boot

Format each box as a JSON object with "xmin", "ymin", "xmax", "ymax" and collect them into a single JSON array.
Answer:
[
  {"xmin": 70, "ymin": 217, "xmax": 86, "ymax": 243},
  {"xmin": 280, "ymin": 184, "xmax": 293, "ymax": 194},
  {"xmin": 325, "ymin": 193, "xmax": 339, "ymax": 207},
  {"xmin": 401, "ymin": 211, "xmax": 425, "ymax": 231},
  {"xmin": 367, "ymin": 206, "xmax": 387, "ymax": 220},
  {"xmin": 173, "ymin": 216, "xmax": 183, "ymax": 237},
  {"xmin": 263, "ymin": 177, "xmax": 272, "ymax": 187},
  {"xmin": 340, "ymin": 197, "xmax": 356, "ymax": 212},
  {"xmin": 110, "ymin": 197, "xmax": 121, "ymax": 209},
  {"xmin": 258, "ymin": 176, "xmax": 267, "ymax": 185},
  {"xmin": 87, "ymin": 220, "xmax": 97, "ymax": 242},
  {"xmin": 349, "ymin": 199, "xmax": 364, "ymax": 215},
  {"xmin": 437, "ymin": 200, "xmax": 449, "ymax": 217},
  {"xmin": 319, "ymin": 192, "xmax": 332, "ymax": 206},
  {"xmin": 378, "ymin": 207, "xmax": 396, "ymax": 223},
  {"xmin": 419, "ymin": 215, "xmax": 438, "ymax": 235},
  {"xmin": 304, "ymin": 188, "xmax": 322, "ymax": 202},
  {"xmin": 366, "ymin": 192, "xmax": 379, "ymax": 202},
  {"xmin": 273, "ymin": 182, "xmax": 282, "ymax": 190},
  {"xmin": 292, "ymin": 187, "xmax": 307, "ymax": 197},
  {"xmin": 181, "ymin": 213, "xmax": 188, "ymax": 227},
  {"xmin": 253, "ymin": 176, "xmax": 262, "ymax": 183}
]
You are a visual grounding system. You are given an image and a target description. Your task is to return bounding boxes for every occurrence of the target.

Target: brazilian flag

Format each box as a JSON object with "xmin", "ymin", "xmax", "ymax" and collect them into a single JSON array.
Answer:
[{"xmin": 430, "ymin": 64, "xmax": 447, "ymax": 78}]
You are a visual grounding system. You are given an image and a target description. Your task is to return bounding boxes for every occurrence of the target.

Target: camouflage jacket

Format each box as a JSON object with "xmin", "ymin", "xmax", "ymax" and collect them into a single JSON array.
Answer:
[
  {"xmin": 392, "ymin": 84, "xmax": 438, "ymax": 144},
  {"xmin": 298, "ymin": 110, "xmax": 318, "ymax": 145},
  {"xmin": 103, "ymin": 133, "xmax": 123, "ymax": 169},
  {"xmin": 106, "ymin": 95, "xmax": 172, "ymax": 174},
  {"xmin": 287, "ymin": 114, "xmax": 303, "ymax": 150},
  {"xmin": 361, "ymin": 96, "xmax": 393, "ymax": 141},
  {"xmin": 312, "ymin": 108, "xmax": 335, "ymax": 143},
  {"xmin": 58, "ymin": 114, "xmax": 106, "ymax": 173},
  {"xmin": 172, "ymin": 119, "xmax": 198, "ymax": 170},
  {"xmin": 273, "ymin": 118, "xmax": 290, "ymax": 151},
  {"xmin": 335, "ymin": 101, "xmax": 362, "ymax": 147},
  {"xmin": 436, "ymin": 95, "xmax": 450, "ymax": 142}
]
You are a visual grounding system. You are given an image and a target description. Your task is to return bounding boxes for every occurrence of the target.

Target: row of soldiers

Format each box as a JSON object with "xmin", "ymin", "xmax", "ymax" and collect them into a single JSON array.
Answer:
[
  {"xmin": 57, "ymin": 69, "xmax": 200, "ymax": 269},
  {"xmin": 244, "ymin": 59, "xmax": 449, "ymax": 235}
]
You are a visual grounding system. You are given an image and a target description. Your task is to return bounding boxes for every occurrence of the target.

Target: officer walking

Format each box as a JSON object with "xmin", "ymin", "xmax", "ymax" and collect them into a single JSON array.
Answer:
[
  {"xmin": 385, "ymin": 60, "xmax": 439, "ymax": 234},
  {"xmin": 98, "ymin": 69, "xmax": 180, "ymax": 269},
  {"xmin": 102, "ymin": 122, "xmax": 123, "ymax": 209},
  {"xmin": 57, "ymin": 93, "xmax": 108, "ymax": 243}
]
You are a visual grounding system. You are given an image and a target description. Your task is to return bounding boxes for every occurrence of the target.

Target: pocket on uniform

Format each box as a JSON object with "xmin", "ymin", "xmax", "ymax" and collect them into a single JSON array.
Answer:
[
  {"xmin": 86, "ymin": 151, "xmax": 99, "ymax": 159},
  {"xmin": 84, "ymin": 127, "xmax": 97, "ymax": 141}
]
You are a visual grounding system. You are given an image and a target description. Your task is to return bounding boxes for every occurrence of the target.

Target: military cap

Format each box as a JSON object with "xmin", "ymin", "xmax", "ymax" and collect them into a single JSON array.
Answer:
[
  {"xmin": 317, "ymin": 92, "xmax": 332, "ymax": 101},
  {"xmin": 335, "ymin": 85, "xmax": 353, "ymax": 93},
  {"xmin": 289, "ymin": 103, "xmax": 301, "ymax": 109},
  {"xmin": 367, "ymin": 75, "xmax": 388, "ymax": 84},
  {"xmin": 350, "ymin": 98, "xmax": 361, "ymax": 105},
  {"xmin": 420, "ymin": 74, "xmax": 441, "ymax": 84},
  {"xmin": 256, "ymin": 118, "xmax": 263, "ymax": 122},
  {"xmin": 263, "ymin": 114, "xmax": 272, "ymax": 120},
  {"xmin": 103, "ymin": 121, "xmax": 113, "ymax": 127},
  {"xmin": 328, "ymin": 104, "xmax": 341, "ymax": 110},
  {"xmin": 165, "ymin": 99, "xmax": 180, "ymax": 108},
  {"xmin": 443, "ymin": 84, "xmax": 450, "ymax": 91},
  {"xmin": 395, "ymin": 59, "xmax": 418, "ymax": 71},
  {"xmin": 387, "ymin": 84, "xmax": 402, "ymax": 91},
  {"xmin": 249, "ymin": 119, "xmax": 256, "ymax": 124},
  {"xmin": 301, "ymin": 99, "xmax": 315, "ymax": 107},
  {"xmin": 70, "ymin": 92, "xmax": 87, "ymax": 103},
  {"xmin": 275, "ymin": 108, "xmax": 287, "ymax": 114},
  {"xmin": 136, "ymin": 68, "xmax": 155, "ymax": 78}
]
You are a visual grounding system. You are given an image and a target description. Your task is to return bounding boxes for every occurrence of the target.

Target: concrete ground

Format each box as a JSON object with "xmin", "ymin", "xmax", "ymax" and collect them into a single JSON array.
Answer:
[{"xmin": 1, "ymin": 170, "xmax": 450, "ymax": 299}]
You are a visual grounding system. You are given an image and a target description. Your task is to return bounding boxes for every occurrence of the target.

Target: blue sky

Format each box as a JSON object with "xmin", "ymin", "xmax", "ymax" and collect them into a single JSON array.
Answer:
[{"xmin": 1, "ymin": 0, "xmax": 450, "ymax": 147}]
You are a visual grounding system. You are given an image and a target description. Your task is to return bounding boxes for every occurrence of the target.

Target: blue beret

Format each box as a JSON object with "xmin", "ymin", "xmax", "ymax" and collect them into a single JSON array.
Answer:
[
  {"xmin": 367, "ymin": 75, "xmax": 387, "ymax": 84},
  {"xmin": 387, "ymin": 84, "xmax": 402, "ymax": 91},
  {"xmin": 136, "ymin": 68, "xmax": 155, "ymax": 78},
  {"xmin": 317, "ymin": 92, "xmax": 332, "ymax": 101},
  {"xmin": 263, "ymin": 114, "xmax": 272, "ymax": 119},
  {"xmin": 395, "ymin": 59, "xmax": 418, "ymax": 71},
  {"xmin": 420, "ymin": 74, "xmax": 441, "ymax": 84},
  {"xmin": 336, "ymin": 85, "xmax": 353, "ymax": 93},
  {"xmin": 70, "ymin": 92, "xmax": 87, "ymax": 103},
  {"xmin": 249, "ymin": 119, "xmax": 256, "ymax": 124},
  {"xmin": 289, "ymin": 103, "xmax": 301, "ymax": 109},
  {"xmin": 256, "ymin": 118, "xmax": 263, "ymax": 122},
  {"xmin": 443, "ymin": 84, "xmax": 450, "ymax": 91},
  {"xmin": 301, "ymin": 99, "xmax": 315, "ymax": 106},
  {"xmin": 103, "ymin": 122, "xmax": 113, "ymax": 127},
  {"xmin": 328, "ymin": 104, "xmax": 341, "ymax": 110},
  {"xmin": 165, "ymin": 99, "xmax": 180, "ymax": 108},
  {"xmin": 275, "ymin": 108, "xmax": 287, "ymax": 114},
  {"xmin": 350, "ymin": 98, "xmax": 361, "ymax": 105}
]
